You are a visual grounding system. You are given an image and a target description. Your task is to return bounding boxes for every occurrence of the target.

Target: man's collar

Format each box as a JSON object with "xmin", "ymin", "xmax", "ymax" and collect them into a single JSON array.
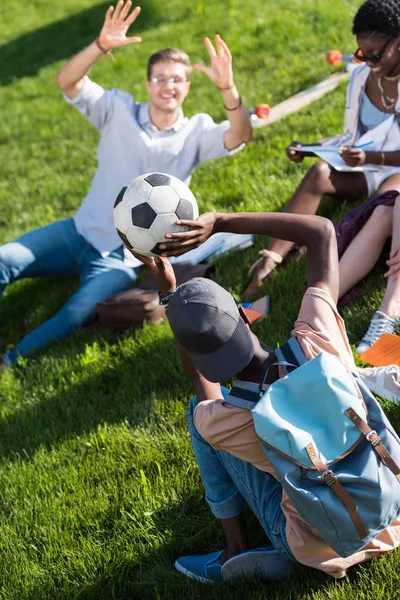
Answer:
[{"xmin": 138, "ymin": 103, "xmax": 186, "ymax": 132}]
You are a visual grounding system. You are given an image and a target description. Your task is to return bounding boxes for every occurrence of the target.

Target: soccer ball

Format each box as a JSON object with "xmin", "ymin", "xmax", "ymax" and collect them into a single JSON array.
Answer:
[{"xmin": 113, "ymin": 173, "xmax": 199, "ymax": 257}]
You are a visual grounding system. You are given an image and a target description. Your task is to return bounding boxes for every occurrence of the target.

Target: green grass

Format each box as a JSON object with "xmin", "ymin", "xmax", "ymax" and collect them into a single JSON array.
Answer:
[{"xmin": 0, "ymin": 0, "xmax": 400, "ymax": 598}]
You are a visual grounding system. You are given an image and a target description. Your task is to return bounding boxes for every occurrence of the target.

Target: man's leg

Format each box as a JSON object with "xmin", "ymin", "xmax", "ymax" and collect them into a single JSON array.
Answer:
[
  {"xmin": 176, "ymin": 397, "xmax": 294, "ymax": 582},
  {"xmin": 0, "ymin": 219, "xmax": 79, "ymax": 297},
  {"xmin": 4, "ymin": 244, "xmax": 137, "ymax": 364}
]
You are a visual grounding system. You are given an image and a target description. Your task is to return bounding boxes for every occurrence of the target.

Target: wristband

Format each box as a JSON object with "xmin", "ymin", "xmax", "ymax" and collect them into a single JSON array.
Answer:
[
  {"xmin": 217, "ymin": 84, "xmax": 235, "ymax": 91},
  {"xmin": 223, "ymin": 96, "xmax": 242, "ymax": 111},
  {"xmin": 158, "ymin": 289, "xmax": 177, "ymax": 306}
]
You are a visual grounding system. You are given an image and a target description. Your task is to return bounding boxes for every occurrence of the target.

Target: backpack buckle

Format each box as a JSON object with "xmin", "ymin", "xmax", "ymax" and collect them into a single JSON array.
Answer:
[
  {"xmin": 366, "ymin": 430, "xmax": 382, "ymax": 447},
  {"xmin": 321, "ymin": 469, "xmax": 338, "ymax": 487}
]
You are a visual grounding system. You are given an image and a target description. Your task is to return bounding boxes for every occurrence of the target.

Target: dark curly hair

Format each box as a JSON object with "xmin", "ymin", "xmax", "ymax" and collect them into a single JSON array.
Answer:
[{"xmin": 353, "ymin": 0, "xmax": 400, "ymax": 36}]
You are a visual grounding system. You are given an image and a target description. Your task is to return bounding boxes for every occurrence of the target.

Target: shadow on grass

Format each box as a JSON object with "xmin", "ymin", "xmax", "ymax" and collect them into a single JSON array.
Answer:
[
  {"xmin": 26, "ymin": 492, "xmax": 330, "ymax": 600},
  {"xmin": 0, "ymin": 330, "xmax": 187, "ymax": 462},
  {"xmin": 0, "ymin": 1, "xmax": 160, "ymax": 86}
]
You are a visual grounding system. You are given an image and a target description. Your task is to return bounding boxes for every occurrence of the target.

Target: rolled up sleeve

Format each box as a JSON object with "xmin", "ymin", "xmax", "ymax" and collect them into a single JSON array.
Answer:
[
  {"xmin": 63, "ymin": 76, "xmax": 118, "ymax": 131},
  {"xmin": 196, "ymin": 115, "xmax": 245, "ymax": 165}
]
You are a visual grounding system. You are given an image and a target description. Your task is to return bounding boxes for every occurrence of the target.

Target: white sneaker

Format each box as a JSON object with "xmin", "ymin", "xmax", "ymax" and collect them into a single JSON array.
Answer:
[
  {"xmin": 357, "ymin": 365, "xmax": 400, "ymax": 404},
  {"xmin": 356, "ymin": 311, "xmax": 400, "ymax": 354}
]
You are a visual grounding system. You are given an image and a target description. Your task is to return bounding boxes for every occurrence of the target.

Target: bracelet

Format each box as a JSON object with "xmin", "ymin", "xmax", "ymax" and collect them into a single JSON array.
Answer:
[
  {"xmin": 223, "ymin": 95, "xmax": 242, "ymax": 111},
  {"xmin": 380, "ymin": 151, "xmax": 385, "ymax": 165},
  {"xmin": 217, "ymin": 84, "xmax": 235, "ymax": 91},
  {"xmin": 158, "ymin": 289, "xmax": 177, "ymax": 306},
  {"xmin": 95, "ymin": 38, "xmax": 115, "ymax": 61}
]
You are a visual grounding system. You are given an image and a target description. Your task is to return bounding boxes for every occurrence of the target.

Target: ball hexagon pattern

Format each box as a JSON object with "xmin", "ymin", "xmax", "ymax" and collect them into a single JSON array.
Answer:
[{"xmin": 113, "ymin": 173, "xmax": 199, "ymax": 257}]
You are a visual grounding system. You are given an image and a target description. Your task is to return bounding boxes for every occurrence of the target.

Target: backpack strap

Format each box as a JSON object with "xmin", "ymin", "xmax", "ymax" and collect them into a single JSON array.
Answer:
[
  {"xmin": 226, "ymin": 338, "xmax": 307, "ymax": 410},
  {"xmin": 274, "ymin": 337, "xmax": 307, "ymax": 373},
  {"xmin": 225, "ymin": 381, "xmax": 260, "ymax": 410},
  {"xmin": 305, "ymin": 442, "xmax": 368, "ymax": 539},
  {"xmin": 345, "ymin": 407, "xmax": 400, "ymax": 483}
]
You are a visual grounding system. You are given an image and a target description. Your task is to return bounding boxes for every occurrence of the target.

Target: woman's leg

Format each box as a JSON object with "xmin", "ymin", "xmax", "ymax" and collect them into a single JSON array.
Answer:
[
  {"xmin": 242, "ymin": 163, "xmax": 367, "ymax": 298},
  {"xmin": 379, "ymin": 195, "xmax": 400, "ymax": 319},
  {"xmin": 339, "ymin": 204, "xmax": 394, "ymax": 297}
]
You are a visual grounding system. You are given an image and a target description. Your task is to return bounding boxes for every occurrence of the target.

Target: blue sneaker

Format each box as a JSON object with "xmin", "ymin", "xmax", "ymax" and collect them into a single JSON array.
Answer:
[
  {"xmin": 174, "ymin": 550, "xmax": 223, "ymax": 583},
  {"xmin": 221, "ymin": 546, "xmax": 293, "ymax": 581}
]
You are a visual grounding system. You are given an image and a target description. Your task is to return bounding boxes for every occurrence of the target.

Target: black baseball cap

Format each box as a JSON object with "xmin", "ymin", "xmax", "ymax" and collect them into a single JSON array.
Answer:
[{"xmin": 167, "ymin": 278, "xmax": 255, "ymax": 382}]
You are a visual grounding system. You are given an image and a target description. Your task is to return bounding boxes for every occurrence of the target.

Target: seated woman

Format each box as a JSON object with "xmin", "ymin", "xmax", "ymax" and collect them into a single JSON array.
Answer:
[
  {"xmin": 339, "ymin": 194, "xmax": 400, "ymax": 352},
  {"xmin": 243, "ymin": 0, "xmax": 400, "ymax": 298}
]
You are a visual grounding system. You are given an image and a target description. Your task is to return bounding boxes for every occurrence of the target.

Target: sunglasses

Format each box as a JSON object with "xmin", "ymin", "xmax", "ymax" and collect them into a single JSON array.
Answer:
[{"xmin": 354, "ymin": 36, "xmax": 394, "ymax": 64}]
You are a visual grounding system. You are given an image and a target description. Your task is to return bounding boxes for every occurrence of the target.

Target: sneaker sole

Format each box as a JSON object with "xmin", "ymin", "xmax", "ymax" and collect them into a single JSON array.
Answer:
[{"xmin": 221, "ymin": 549, "xmax": 293, "ymax": 581}]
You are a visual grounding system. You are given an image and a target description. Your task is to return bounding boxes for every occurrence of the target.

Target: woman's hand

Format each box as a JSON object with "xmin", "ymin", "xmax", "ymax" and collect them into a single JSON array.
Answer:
[
  {"xmin": 340, "ymin": 146, "xmax": 366, "ymax": 167},
  {"xmin": 129, "ymin": 251, "xmax": 176, "ymax": 292},
  {"xmin": 159, "ymin": 212, "xmax": 218, "ymax": 257},
  {"xmin": 286, "ymin": 140, "xmax": 304, "ymax": 163},
  {"xmin": 385, "ymin": 245, "xmax": 400, "ymax": 280}
]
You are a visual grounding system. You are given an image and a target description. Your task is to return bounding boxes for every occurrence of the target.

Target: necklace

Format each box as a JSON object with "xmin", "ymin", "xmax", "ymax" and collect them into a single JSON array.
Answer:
[{"xmin": 377, "ymin": 77, "xmax": 398, "ymax": 112}]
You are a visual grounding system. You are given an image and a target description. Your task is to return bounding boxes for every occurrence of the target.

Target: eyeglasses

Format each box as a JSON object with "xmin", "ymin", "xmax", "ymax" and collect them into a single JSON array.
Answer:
[
  {"xmin": 150, "ymin": 75, "xmax": 188, "ymax": 86},
  {"xmin": 354, "ymin": 36, "xmax": 394, "ymax": 64}
]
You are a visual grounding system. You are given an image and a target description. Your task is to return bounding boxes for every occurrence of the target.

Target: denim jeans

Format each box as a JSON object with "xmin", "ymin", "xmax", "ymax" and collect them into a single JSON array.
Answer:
[
  {"xmin": 0, "ymin": 218, "xmax": 137, "ymax": 364},
  {"xmin": 187, "ymin": 394, "xmax": 294, "ymax": 560}
]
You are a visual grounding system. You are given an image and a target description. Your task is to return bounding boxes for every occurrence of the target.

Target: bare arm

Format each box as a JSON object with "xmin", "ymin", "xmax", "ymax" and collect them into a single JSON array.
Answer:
[
  {"xmin": 55, "ymin": 1, "xmax": 142, "ymax": 99},
  {"xmin": 193, "ymin": 35, "xmax": 252, "ymax": 149},
  {"xmin": 161, "ymin": 212, "xmax": 339, "ymax": 302},
  {"xmin": 177, "ymin": 345, "xmax": 222, "ymax": 402},
  {"xmin": 341, "ymin": 147, "xmax": 400, "ymax": 167}
]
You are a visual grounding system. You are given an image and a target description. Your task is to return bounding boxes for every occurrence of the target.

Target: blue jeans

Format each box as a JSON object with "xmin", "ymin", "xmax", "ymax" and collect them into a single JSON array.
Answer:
[
  {"xmin": 187, "ymin": 394, "xmax": 294, "ymax": 560},
  {"xmin": 0, "ymin": 218, "xmax": 138, "ymax": 364}
]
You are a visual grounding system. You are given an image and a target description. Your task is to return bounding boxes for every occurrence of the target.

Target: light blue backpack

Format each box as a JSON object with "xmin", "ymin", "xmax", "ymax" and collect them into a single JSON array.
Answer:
[{"xmin": 226, "ymin": 337, "xmax": 400, "ymax": 558}]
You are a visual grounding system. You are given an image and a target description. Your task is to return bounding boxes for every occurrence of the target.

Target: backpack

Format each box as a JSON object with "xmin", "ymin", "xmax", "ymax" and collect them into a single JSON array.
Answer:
[{"xmin": 225, "ymin": 337, "xmax": 400, "ymax": 558}]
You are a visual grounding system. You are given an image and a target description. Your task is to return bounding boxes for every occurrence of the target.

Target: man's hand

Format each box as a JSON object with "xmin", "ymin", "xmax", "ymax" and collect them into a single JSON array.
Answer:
[
  {"xmin": 192, "ymin": 35, "xmax": 234, "ymax": 89},
  {"xmin": 98, "ymin": 1, "xmax": 142, "ymax": 51},
  {"xmin": 129, "ymin": 251, "xmax": 176, "ymax": 292},
  {"xmin": 159, "ymin": 212, "xmax": 218, "ymax": 257},
  {"xmin": 385, "ymin": 245, "xmax": 400, "ymax": 280},
  {"xmin": 340, "ymin": 146, "xmax": 366, "ymax": 167}
]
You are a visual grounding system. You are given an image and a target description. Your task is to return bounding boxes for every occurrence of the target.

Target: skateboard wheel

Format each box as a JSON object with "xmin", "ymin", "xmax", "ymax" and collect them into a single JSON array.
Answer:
[
  {"xmin": 254, "ymin": 103, "xmax": 270, "ymax": 119},
  {"xmin": 327, "ymin": 50, "xmax": 343, "ymax": 66}
]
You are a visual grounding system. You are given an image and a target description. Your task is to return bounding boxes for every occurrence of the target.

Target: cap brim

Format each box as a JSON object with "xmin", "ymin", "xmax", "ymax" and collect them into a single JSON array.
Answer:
[{"xmin": 189, "ymin": 317, "xmax": 254, "ymax": 382}]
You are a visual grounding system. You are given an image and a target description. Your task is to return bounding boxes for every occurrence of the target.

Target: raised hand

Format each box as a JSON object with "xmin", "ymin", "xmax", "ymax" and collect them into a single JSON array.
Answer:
[
  {"xmin": 192, "ymin": 35, "xmax": 234, "ymax": 89},
  {"xmin": 98, "ymin": 1, "xmax": 142, "ymax": 51},
  {"xmin": 129, "ymin": 251, "xmax": 176, "ymax": 292}
]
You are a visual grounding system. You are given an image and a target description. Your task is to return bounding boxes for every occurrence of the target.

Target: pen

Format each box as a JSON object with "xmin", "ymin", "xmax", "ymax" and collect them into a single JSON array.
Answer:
[{"xmin": 353, "ymin": 141, "xmax": 374, "ymax": 149}]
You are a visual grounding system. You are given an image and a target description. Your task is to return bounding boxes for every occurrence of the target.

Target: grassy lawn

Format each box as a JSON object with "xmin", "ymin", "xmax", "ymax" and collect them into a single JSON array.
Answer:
[{"xmin": 0, "ymin": 0, "xmax": 399, "ymax": 598}]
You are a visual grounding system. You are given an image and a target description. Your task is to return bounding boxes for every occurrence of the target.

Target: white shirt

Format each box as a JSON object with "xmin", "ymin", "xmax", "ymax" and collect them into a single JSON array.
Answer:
[{"xmin": 64, "ymin": 77, "xmax": 243, "ymax": 259}]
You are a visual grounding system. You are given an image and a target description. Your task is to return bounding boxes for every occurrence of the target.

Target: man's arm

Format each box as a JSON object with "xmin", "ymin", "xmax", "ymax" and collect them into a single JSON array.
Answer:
[
  {"xmin": 193, "ymin": 35, "xmax": 252, "ymax": 149},
  {"xmin": 55, "ymin": 1, "xmax": 141, "ymax": 99},
  {"xmin": 177, "ymin": 345, "xmax": 222, "ymax": 402},
  {"xmin": 161, "ymin": 212, "xmax": 339, "ymax": 303},
  {"xmin": 126, "ymin": 250, "xmax": 222, "ymax": 401}
]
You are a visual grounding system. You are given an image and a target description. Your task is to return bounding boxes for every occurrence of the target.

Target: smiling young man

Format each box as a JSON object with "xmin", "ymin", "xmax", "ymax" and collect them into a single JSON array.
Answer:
[{"xmin": 0, "ymin": 1, "xmax": 251, "ymax": 373}]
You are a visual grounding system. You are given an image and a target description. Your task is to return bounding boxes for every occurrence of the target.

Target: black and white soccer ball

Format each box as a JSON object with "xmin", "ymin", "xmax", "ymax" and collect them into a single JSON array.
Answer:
[{"xmin": 113, "ymin": 173, "xmax": 199, "ymax": 257}]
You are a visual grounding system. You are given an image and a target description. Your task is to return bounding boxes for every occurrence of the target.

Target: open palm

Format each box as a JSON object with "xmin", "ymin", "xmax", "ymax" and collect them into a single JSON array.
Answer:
[
  {"xmin": 98, "ymin": 1, "xmax": 142, "ymax": 50},
  {"xmin": 193, "ymin": 35, "xmax": 234, "ymax": 89}
]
